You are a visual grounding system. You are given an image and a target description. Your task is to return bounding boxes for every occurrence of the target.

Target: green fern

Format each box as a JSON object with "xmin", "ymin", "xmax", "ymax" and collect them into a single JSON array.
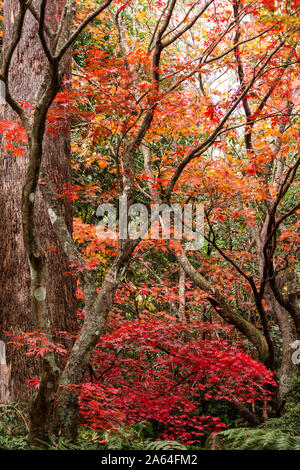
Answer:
[
  {"xmin": 35, "ymin": 428, "xmax": 107, "ymax": 450},
  {"xmin": 146, "ymin": 440, "xmax": 187, "ymax": 450},
  {"xmin": 0, "ymin": 402, "xmax": 30, "ymax": 450},
  {"xmin": 220, "ymin": 428, "xmax": 300, "ymax": 450},
  {"xmin": 103, "ymin": 425, "xmax": 186, "ymax": 450},
  {"xmin": 0, "ymin": 431, "xmax": 30, "ymax": 450}
]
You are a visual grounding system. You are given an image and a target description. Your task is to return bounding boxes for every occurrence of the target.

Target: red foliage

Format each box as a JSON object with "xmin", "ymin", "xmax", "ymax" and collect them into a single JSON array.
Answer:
[
  {"xmin": 5, "ymin": 330, "xmax": 68, "ymax": 358},
  {"xmin": 79, "ymin": 316, "xmax": 276, "ymax": 444}
]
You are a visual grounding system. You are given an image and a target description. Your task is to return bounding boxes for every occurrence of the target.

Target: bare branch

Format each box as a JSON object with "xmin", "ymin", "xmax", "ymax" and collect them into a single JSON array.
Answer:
[
  {"xmin": 162, "ymin": 0, "xmax": 214, "ymax": 48},
  {"xmin": 39, "ymin": 170, "xmax": 97, "ymax": 307},
  {"xmin": 38, "ymin": 0, "xmax": 54, "ymax": 63}
]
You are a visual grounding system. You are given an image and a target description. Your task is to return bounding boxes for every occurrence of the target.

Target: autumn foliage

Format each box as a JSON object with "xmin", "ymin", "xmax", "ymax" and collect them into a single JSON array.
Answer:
[
  {"xmin": 79, "ymin": 316, "xmax": 276, "ymax": 444},
  {"xmin": 0, "ymin": 0, "xmax": 299, "ymax": 448}
]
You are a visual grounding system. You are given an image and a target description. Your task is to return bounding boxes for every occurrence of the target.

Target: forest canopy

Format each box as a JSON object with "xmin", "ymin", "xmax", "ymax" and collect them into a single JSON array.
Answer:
[{"xmin": 0, "ymin": 0, "xmax": 299, "ymax": 451}]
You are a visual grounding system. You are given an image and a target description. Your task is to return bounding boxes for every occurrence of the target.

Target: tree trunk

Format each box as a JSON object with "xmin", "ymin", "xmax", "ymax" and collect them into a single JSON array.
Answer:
[
  {"xmin": 264, "ymin": 283, "xmax": 294, "ymax": 400},
  {"xmin": 0, "ymin": 0, "xmax": 76, "ymax": 403},
  {"xmin": 257, "ymin": 225, "xmax": 295, "ymax": 401}
]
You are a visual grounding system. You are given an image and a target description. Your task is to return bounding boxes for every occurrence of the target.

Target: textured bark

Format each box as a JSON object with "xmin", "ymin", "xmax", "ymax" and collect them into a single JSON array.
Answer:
[
  {"xmin": 257, "ymin": 225, "xmax": 295, "ymax": 400},
  {"xmin": 0, "ymin": 0, "xmax": 76, "ymax": 402},
  {"xmin": 178, "ymin": 265, "xmax": 186, "ymax": 320},
  {"xmin": 265, "ymin": 283, "xmax": 294, "ymax": 399}
]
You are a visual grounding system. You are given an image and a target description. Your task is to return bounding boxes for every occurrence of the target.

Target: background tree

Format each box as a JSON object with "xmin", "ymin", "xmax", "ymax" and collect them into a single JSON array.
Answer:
[
  {"xmin": 0, "ymin": 0, "xmax": 76, "ymax": 403},
  {"xmin": 0, "ymin": 0, "xmax": 299, "ymax": 449}
]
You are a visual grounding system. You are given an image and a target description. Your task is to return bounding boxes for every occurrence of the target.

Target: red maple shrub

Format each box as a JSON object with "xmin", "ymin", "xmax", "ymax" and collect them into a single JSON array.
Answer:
[{"xmin": 79, "ymin": 315, "xmax": 276, "ymax": 444}]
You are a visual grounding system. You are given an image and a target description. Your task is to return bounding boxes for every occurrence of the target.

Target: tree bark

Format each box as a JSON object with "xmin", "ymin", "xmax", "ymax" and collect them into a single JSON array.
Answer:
[
  {"xmin": 0, "ymin": 0, "xmax": 76, "ymax": 403},
  {"xmin": 257, "ymin": 224, "xmax": 295, "ymax": 400}
]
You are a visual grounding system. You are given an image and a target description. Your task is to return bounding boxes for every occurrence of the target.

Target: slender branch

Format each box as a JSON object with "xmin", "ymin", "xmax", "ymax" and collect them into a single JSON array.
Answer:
[
  {"xmin": 165, "ymin": 39, "xmax": 286, "ymax": 199},
  {"xmin": 38, "ymin": 0, "xmax": 54, "ymax": 63},
  {"xmin": 233, "ymin": 0, "xmax": 253, "ymax": 153},
  {"xmin": 176, "ymin": 249, "xmax": 269, "ymax": 363},
  {"xmin": 39, "ymin": 170, "xmax": 97, "ymax": 307},
  {"xmin": 204, "ymin": 212, "xmax": 274, "ymax": 366},
  {"xmin": 28, "ymin": 1, "xmax": 55, "ymax": 38},
  {"xmin": 55, "ymin": 0, "xmax": 114, "ymax": 61},
  {"xmin": 162, "ymin": 0, "xmax": 214, "ymax": 48},
  {"xmin": 0, "ymin": 0, "xmax": 29, "ymax": 126}
]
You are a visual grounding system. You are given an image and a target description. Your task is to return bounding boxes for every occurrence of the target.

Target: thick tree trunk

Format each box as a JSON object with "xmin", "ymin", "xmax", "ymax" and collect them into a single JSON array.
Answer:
[
  {"xmin": 0, "ymin": 0, "xmax": 76, "ymax": 403},
  {"xmin": 264, "ymin": 283, "xmax": 294, "ymax": 400}
]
